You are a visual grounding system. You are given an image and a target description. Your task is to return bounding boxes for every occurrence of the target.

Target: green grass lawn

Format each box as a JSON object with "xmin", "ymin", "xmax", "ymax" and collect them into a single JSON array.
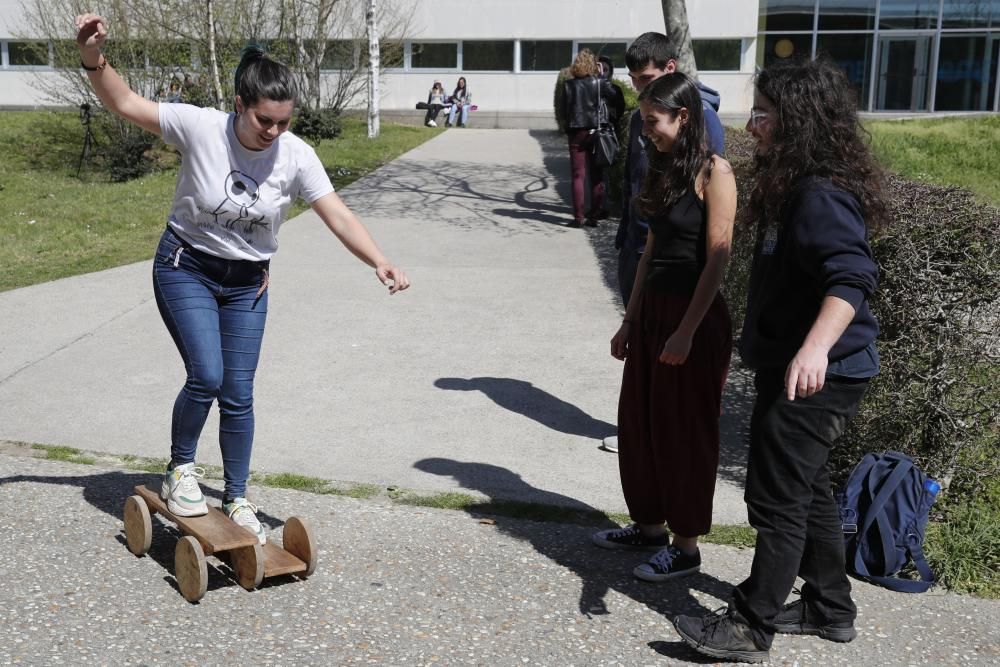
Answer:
[
  {"xmin": 0, "ymin": 111, "xmax": 437, "ymax": 292},
  {"xmin": 867, "ymin": 115, "xmax": 1000, "ymax": 205}
]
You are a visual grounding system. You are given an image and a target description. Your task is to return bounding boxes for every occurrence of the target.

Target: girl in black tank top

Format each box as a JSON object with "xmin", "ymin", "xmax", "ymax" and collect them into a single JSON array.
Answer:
[{"xmin": 592, "ymin": 73, "xmax": 738, "ymax": 583}]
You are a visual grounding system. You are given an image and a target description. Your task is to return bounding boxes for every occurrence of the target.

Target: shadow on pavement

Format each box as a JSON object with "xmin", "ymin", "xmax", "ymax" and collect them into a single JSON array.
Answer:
[
  {"xmin": 414, "ymin": 457, "xmax": 736, "ymax": 623},
  {"xmin": 434, "ymin": 376, "xmax": 616, "ymax": 440},
  {"xmin": 341, "ymin": 158, "xmax": 574, "ymax": 234},
  {"xmin": 0, "ymin": 470, "xmax": 292, "ymax": 600}
]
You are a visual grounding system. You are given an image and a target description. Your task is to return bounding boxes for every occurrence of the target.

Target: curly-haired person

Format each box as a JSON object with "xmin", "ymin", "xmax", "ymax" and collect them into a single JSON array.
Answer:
[{"xmin": 673, "ymin": 56, "xmax": 890, "ymax": 663}]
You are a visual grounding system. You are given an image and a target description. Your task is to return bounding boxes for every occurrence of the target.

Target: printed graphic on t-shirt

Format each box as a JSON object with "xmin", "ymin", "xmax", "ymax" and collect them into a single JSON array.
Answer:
[
  {"xmin": 199, "ymin": 170, "xmax": 270, "ymax": 245},
  {"xmin": 761, "ymin": 223, "xmax": 779, "ymax": 255}
]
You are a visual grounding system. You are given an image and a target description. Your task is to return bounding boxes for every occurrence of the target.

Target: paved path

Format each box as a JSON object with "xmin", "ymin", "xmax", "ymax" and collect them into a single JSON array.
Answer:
[
  {"xmin": 1, "ymin": 451, "xmax": 997, "ymax": 666},
  {"xmin": 0, "ymin": 129, "xmax": 750, "ymax": 524}
]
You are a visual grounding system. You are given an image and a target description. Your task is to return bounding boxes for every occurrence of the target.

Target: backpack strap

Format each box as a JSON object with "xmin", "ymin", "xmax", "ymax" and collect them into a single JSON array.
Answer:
[{"xmin": 854, "ymin": 458, "xmax": 913, "ymax": 581}]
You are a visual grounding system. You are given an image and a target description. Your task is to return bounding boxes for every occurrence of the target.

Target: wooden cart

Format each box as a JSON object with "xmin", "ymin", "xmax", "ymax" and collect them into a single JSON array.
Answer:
[{"xmin": 123, "ymin": 485, "xmax": 316, "ymax": 602}]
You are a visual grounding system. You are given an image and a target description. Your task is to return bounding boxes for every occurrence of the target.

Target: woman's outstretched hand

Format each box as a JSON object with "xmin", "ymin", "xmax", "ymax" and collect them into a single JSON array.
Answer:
[
  {"xmin": 75, "ymin": 14, "xmax": 108, "ymax": 52},
  {"xmin": 376, "ymin": 265, "xmax": 410, "ymax": 295}
]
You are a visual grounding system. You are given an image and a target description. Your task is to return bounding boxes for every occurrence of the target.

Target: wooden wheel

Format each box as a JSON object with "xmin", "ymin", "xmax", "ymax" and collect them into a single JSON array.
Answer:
[
  {"xmin": 230, "ymin": 543, "xmax": 264, "ymax": 590},
  {"xmin": 175, "ymin": 536, "xmax": 208, "ymax": 602},
  {"xmin": 282, "ymin": 516, "xmax": 317, "ymax": 578},
  {"xmin": 123, "ymin": 495, "xmax": 152, "ymax": 556}
]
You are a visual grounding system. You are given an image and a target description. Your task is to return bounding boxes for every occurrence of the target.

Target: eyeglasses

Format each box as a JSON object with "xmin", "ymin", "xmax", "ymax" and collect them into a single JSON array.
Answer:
[{"xmin": 749, "ymin": 109, "xmax": 770, "ymax": 128}]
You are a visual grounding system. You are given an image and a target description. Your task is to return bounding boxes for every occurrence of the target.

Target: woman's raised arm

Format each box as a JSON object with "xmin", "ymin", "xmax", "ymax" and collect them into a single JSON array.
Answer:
[{"xmin": 75, "ymin": 13, "xmax": 161, "ymax": 136}]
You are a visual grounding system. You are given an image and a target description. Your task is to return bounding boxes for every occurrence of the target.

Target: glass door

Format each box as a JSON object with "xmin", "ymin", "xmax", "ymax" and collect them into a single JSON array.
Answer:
[{"xmin": 875, "ymin": 35, "xmax": 931, "ymax": 110}]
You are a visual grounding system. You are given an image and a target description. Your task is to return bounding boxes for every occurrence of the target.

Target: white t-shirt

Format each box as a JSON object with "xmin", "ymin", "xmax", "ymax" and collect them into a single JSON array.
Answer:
[{"xmin": 158, "ymin": 103, "xmax": 335, "ymax": 261}]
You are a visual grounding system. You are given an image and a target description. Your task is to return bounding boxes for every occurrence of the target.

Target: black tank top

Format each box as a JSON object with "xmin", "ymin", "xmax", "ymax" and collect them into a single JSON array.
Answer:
[{"xmin": 645, "ymin": 188, "xmax": 707, "ymax": 295}]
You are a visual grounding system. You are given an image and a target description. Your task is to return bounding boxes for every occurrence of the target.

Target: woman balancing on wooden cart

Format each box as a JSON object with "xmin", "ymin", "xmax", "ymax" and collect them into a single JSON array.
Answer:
[{"xmin": 75, "ymin": 13, "xmax": 409, "ymax": 598}]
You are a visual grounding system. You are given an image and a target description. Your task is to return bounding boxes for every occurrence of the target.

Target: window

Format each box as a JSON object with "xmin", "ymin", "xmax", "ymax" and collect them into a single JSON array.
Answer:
[
  {"xmin": 8, "ymin": 41, "xmax": 47, "ymax": 66},
  {"xmin": 321, "ymin": 40, "xmax": 355, "ymax": 70},
  {"xmin": 935, "ymin": 35, "xmax": 992, "ymax": 111},
  {"xmin": 760, "ymin": 33, "xmax": 812, "ymax": 68},
  {"xmin": 759, "ymin": 0, "xmax": 815, "ymax": 32},
  {"xmin": 817, "ymin": 0, "xmax": 876, "ymax": 31},
  {"xmin": 362, "ymin": 41, "xmax": 404, "ymax": 69},
  {"xmin": 816, "ymin": 33, "xmax": 873, "ymax": 105},
  {"xmin": 102, "ymin": 41, "xmax": 150, "ymax": 70},
  {"xmin": 692, "ymin": 39, "xmax": 742, "ymax": 71},
  {"xmin": 411, "ymin": 42, "xmax": 457, "ymax": 69},
  {"xmin": 577, "ymin": 42, "xmax": 627, "ymax": 69},
  {"xmin": 878, "ymin": 0, "xmax": 938, "ymax": 30},
  {"xmin": 941, "ymin": 0, "xmax": 994, "ymax": 29},
  {"xmin": 462, "ymin": 40, "xmax": 514, "ymax": 71},
  {"xmin": 520, "ymin": 40, "xmax": 572, "ymax": 71}
]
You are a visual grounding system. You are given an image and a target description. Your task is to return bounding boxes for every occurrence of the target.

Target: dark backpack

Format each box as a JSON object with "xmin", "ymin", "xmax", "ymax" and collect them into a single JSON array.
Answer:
[{"xmin": 837, "ymin": 450, "xmax": 938, "ymax": 593}]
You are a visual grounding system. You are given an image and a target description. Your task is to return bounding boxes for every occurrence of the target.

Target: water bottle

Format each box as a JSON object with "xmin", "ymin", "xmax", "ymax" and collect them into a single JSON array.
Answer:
[{"xmin": 924, "ymin": 478, "xmax": 941, "ymax": 507}]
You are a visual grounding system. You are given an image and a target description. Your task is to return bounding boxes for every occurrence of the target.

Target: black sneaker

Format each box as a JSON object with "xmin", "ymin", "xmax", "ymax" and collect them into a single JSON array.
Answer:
[
  {"xmin": 633, "ymin": 545, "xmax": 701, "ymax": 582},
  {"xmin": 673, "ymin": 609, "xmax": 769, "ymax": 663},
  {"xmin": 773, "ymin": 599, "xmax": 857, "ymax": 643},
  {"xmin": 592, "ymin": 523, "xmax": 669, "ymax": 551}
]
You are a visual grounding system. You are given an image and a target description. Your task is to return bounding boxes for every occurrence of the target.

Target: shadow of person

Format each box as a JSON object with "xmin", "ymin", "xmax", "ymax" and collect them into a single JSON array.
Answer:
[
  {"xmin": 0, "ymin": 470, "xmax": 290, "ymax": 597},
  {"xmin": 434, "ymin": 377, "xmax": 616, "ymax": 440},
  {"xmin": 413, "ymin": 457, "xmax": 735, "ymax": 623},
  {"xmin": 0, "ymin": 470, "xmax": 285, "ymax": 528}
]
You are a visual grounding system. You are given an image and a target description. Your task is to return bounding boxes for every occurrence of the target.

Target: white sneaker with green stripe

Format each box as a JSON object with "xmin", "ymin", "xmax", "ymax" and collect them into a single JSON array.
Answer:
[
  {"xmin": 223, "ymin": 497, "xmax": 266, "ymax": 545},
  {"xmin": 160, "ymin": 462, "xmax": 208, "ymax": 517}
]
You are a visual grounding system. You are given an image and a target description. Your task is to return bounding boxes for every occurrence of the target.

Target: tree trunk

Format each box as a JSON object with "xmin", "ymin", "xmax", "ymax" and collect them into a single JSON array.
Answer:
[
  {"xmin": 206, "ymin": 0, "xmax": 224, "ymax": 109},
  {"xmin": 661, "ymin": 0, "xmax": 698, "ymax": 79},
  {"xmin": 367, "ymin": 0, "xmax": 380, "ymax": 138}
]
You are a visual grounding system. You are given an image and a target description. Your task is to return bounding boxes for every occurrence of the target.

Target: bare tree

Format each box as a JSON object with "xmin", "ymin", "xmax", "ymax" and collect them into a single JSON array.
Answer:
[
  {"xmin": 366, "ymin": 0, "xmax": 379, "ymax": 138},
  {"xmin": 661, "ymin": 0, "xmax": 698, "ymax": 78},
  {"xmin": 205, "ymin": 0, "xmax": 223, "ymax": 108}
]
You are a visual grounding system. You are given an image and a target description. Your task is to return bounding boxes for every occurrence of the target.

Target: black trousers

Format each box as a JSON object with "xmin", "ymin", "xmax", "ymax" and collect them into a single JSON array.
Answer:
[{"xmin": 732, "ymin": 370, "xmax": 868, "ymax": 648}]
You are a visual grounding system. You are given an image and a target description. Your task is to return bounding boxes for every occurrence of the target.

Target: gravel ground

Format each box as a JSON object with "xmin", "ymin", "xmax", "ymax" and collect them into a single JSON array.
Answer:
[{"xmin": 2, "ymin": 452, "xmax": 997, "ymax": 666}]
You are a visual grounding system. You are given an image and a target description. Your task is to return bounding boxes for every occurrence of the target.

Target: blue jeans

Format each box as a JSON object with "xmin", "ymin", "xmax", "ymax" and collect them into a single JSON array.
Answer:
[
  {"xmin": 152, "ymin": 226, "xmax": 269, "ymax": 499},
  {"xmin": 447, "ymin": 104, "xmax": 470, "ymax": 126}
]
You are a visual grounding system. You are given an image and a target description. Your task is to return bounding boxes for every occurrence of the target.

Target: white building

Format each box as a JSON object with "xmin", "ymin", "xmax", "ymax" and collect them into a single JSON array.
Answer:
[{"xmin": 2, "ymin": 1, "xmax": 998, "ymax": 117}]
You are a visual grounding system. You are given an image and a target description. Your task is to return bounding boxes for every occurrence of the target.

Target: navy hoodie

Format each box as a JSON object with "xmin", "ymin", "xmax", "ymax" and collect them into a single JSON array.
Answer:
[
  {"xmin": 615, "ymin": 82, "xmax": 725, "ymax": 254},
  {"xmin": 739, "ymin": 178, "xmax": 879, "ymax": 372}
]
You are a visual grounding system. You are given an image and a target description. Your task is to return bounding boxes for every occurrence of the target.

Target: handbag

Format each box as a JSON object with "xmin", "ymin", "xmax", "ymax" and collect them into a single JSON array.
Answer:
[
  {"xmin": 415, "ymin": 101, "xmax": 429, "ymax": 110},
  {"xmin": 592, "ymin": 78, "xmax": 619, "ymax": 167}
]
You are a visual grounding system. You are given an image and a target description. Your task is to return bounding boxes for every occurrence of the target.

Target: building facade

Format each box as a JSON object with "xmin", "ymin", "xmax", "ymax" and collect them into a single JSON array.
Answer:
[{"xmin": 1, "ymin": 0, "xmax": 997, "ymax": 114}]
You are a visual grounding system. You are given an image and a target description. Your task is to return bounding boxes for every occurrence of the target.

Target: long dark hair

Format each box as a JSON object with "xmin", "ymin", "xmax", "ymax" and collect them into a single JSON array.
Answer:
[
  {"xmin": 748, "ymin": 56, "xmax": 889, "ymax": 233},
  {"xmin": 234, "ymin": 44, "xmax": 297, "ymax": 108},
  {"xmin": 635, "ymin": 72, "xmax": 712, "ymax": 218},
  {"xmin": 453, "ymin": 76, "xmax": 467, "ymax": 97}
]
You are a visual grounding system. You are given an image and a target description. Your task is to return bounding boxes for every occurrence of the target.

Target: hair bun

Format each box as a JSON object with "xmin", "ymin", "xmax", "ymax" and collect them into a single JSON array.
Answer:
[{"xmin": 239, "ymin": 43, "xmax": 267, "ymax": 64}]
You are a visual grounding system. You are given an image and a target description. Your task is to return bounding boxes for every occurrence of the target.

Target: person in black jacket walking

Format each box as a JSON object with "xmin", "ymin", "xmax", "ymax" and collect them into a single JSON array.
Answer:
[
  {"xmin": 562, "ymin": 49, "xmax": 624, "ymax": 227},
  {"xmin": 672, "ymin": 56, "xmax": 891, "ymax": 663}
]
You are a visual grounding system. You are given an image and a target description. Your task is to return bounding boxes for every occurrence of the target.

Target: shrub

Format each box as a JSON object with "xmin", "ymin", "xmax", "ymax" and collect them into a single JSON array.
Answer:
[
  {"xmin": 292, "ymin": 106, "xmax": 343, "ymax": 143},
  {"xmin": 723, "ymin": 128, "xmax": 1000, "ymax": 505},
  {"xmin": 103, "ymin": 132, "xmax": 155, "ymax": 182}
]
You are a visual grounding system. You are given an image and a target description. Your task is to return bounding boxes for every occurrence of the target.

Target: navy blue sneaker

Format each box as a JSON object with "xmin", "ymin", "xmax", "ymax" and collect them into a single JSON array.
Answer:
[
  {"xmin": 591, "ymin": 523, "xmax": 669, "ymax": 550},
  {"xmin": 633, "ymin": 545, "xmax": 701, "ymax": 582}
]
